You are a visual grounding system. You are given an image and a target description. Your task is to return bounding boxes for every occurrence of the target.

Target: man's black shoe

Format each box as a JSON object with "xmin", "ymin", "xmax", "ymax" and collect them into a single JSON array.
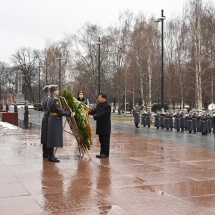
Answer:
[
  {"xmin": 96, "ymin": 154, "xmax": 109, "ymax": 158},
  {"xmin": 48, "ymin": 156, "xmax": 60, "ymax": 162}
]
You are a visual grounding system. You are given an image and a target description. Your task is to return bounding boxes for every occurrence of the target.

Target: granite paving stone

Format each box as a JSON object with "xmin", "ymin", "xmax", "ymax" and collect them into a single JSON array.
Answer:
[{"xmin": 0, "ymin": 112, "xmax": 215, "ymax": 214}]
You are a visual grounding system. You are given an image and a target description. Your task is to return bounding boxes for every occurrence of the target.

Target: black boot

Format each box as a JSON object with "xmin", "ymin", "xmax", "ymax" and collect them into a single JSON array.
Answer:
[
  {"xmin": 42, "ymin": 144, "xmax": 48, "ymax": 158},
  {"xmin": 48, "ymin": 156, "xmax": 60, "ymax": 162},
  {"xmin": 194, "ymin": 129, "xmax": 196, "ymax": 133},
  {"xmin": 47, "ymin": 147, "xmax": 60, "ymax": 162}
]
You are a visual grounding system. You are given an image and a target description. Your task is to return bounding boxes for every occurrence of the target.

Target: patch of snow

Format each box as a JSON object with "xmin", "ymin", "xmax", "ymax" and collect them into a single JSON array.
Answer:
[{"xmin": 0, "ymin": 122, "xmax": 18, "ymax": 129}]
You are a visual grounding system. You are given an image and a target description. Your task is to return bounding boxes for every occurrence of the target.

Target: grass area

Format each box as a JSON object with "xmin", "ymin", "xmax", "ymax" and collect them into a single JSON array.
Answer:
[
  {"xmin": 111, "ymin": 114, "xmax": 133, "ymax": 121},
  {"xmin": 111, "ymin": 114, "xmax": 156, "ymax": 127}
]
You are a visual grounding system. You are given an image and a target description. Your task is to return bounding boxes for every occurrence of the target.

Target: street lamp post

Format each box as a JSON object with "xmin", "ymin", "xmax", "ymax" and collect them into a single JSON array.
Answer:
[
  {"xmin": 124, "ymin": 69, "xmax": 127, "ymax": 116},
  {"xmin": 45, "ymin": 57, "xmax": 48, "ymax": 85},
  {"xmin": 38, "ymin": 64, "xmax": 41, "ymax": 103},
  {"xmin": 155, "ymin": 9, "xmax": 165, "ymax": 109},
  {"xmin": 97, "ymin": 37, "xmax": 101, "ymax": 95},
  {"xmin": 161, "ymin": 9, "xmax": 164, "ymax": 109}
]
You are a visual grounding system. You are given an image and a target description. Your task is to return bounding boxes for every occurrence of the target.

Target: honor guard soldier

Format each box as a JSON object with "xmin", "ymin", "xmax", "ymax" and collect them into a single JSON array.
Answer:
[
  {"xmin": 145, "ymin": 109, "xmax": 151, "ymax": 128},
  {"xmin": 212, "ymin": 112, "xmax": 215, "ymax": 138},
  {"xmin": 141, "ymin": 109, "xmax": 147, "ymax": 127},
  {"xmin": 180, "ymin": 111, "xmax": 186, "ymax": 131},
  {"xmin": 41, "ymin": 85, "xmax": 50, "ymax": 158},
  {"xmin": 154, "ymin": 110, "xmax": 160, "ymax": 129},
  {"xmin": 169, "ymin": 109, "xmax": 174, "ymax": 130},
  {"xmin": 186, "ymin": 111, "xmax": 193, "ymax": 133},
  {"xmin": 184, "ymin": 109, "xmax": 188, "ymax": 130},
  {"xmin": 164, "ymin": 110, "xmax": 170, "ymax": 130},
  {"xmin": 24, "ymin": 100, "xmax": 29, "ymax": 129},
  {"xmin": 196, "ymin": 111, "xmax": 201, "ymax": 132},
  {"xmin": 160, "ymin": 108, "xmax": 165, "ymax": 129},
  {"xmin": 6, "ymin": 101, "xmax": 9, "ymax": 111},
  {"xmin": 200, "ymin": 112, "xmax": 207, "ymax": 135},
  {"xmin": 133, "ymin": 103, "xmax": 141, "ymax": 128},
  {"xmin": 192, "ymin": 112, "xmax": 198, "ymax": 133},
  {"xmin": 46, "ymin": 85, "xmax": 71, "ymax": 162},
  {"xmin": 14, "ymin": 101, "xmax": 18, "ymax": 112},
  {"xmin": 174, "ymin": 110, "xmax": 181, "ymax": 132},
  {"xmin": 205, "ymin": 112, "xmax": 209, "ymax": 134},
  {"xmin": 0, "ymin": 100, "xmax": 3, "ymax": 110},
  {"xmin": 207, "ymin": 111, "xmax": 212, "ymax": 133}
]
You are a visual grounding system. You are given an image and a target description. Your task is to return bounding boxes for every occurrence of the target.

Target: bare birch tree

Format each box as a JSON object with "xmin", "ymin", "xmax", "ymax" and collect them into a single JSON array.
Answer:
[{"xmin": 11, "ymin": 47, "xmax": 41, "ymax": 103}]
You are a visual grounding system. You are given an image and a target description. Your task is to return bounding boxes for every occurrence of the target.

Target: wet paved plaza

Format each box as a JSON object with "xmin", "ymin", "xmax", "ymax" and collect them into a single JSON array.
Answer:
[{"xmin": 1, "ymin": 113, "xmax": 215, "ymax": 214}]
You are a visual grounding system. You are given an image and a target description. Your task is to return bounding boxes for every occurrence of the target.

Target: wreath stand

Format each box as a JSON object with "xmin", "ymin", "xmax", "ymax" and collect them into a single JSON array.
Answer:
[{"xmin": 60, "ymin": 97, "xmax": 92, "ymax": 160}]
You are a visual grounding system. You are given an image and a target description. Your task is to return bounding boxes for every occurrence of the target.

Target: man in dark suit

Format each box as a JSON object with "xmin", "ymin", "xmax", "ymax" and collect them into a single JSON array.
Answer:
[
  {"xmin": 88, "ymin": 94, "xmax": 111, "ymax": 158},
  {"xmin": 46, "ymin": 85, "xmax": 71, "ymax": 162}
]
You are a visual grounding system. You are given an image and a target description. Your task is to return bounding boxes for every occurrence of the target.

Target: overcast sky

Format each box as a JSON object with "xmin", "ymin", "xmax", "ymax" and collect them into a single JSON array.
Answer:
[{"xmin": 0, "ymin": 0, "xmax": 186, "ymax": 64}]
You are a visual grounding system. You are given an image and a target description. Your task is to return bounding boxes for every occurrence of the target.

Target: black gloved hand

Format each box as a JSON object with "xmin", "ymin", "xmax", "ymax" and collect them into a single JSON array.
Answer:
[{"xmin": 66, "ymin": 111, "xmax": 71, "ymax": 117}]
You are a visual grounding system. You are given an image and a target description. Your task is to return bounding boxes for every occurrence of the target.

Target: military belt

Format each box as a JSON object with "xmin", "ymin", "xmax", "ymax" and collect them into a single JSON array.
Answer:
[
  {"xmin": 188, "ymin": 120, "xmax": 192, "ymax": 122},
  {"xmin": 175, "ymin": 118, "xmax": 180, "ymax": 120},
  {"xmin": 49, "ymin": 112, "xmax": 60, "ymax": 116}
]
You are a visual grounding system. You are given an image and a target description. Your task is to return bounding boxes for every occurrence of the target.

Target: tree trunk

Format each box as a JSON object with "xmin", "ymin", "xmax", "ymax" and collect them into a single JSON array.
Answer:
[
  {"xmin": 195, "ymin": 15, "xmax": 202, "ymax": 110},
  {"xmin": 147, "ymin": 51, "xmax": 152, "ymax": 108}
]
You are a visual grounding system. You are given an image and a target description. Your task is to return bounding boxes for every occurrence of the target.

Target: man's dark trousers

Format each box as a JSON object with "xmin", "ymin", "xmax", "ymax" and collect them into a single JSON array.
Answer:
[{"xmin": 99, "ymin": 134, "xmax": 110, "ymax": 156}]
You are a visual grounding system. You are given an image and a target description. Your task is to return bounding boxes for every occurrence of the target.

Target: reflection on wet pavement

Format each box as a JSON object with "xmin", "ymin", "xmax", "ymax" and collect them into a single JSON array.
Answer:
[{"xmin": 1, "ymin": 127, "xmax": 215, "ymax": 214}]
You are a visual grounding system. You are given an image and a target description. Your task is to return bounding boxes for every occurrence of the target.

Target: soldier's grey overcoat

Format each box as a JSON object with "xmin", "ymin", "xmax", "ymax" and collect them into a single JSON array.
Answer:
[
  {"xmin": 133, "ymin": 107, "xmax": 141, "ymax": 124},
  {"xmin": 186, "ymin": 115, "xmax": 193, "ymax": 132},
  {"xmin": 174, "ymin": 113, "xmax": 181, "ymax": 130},
  {"xmin": 154, "ymin": 113, "xmax": 160, "ymax": 128},
  {"xmin": 47, "ymin": 94, "xmax": 70, "ymax": 148},
  {"xmin": 41, "ymin": 95, "xmax": 49, "ymax": 145}
]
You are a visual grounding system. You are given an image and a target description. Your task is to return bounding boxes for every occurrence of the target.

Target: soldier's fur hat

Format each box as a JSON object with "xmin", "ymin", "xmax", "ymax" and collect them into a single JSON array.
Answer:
[
  {"xmin": 43, "ymin": 85, "xmax": 50, "ymax": 93},
  {"xmin": 50, "ymin": 85, "xmax": 59, "ymax": 92}
]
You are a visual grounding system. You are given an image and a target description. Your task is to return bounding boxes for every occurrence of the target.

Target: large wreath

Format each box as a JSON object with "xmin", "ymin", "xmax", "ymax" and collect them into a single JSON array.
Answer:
[{"xmin": 60, "ymin": 90, "xmax": 92, "ymax": 154}]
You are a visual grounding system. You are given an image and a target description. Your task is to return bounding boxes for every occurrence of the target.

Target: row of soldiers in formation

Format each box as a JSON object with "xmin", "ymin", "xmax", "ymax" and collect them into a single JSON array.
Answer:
[{"xmin": 133, "ymin": 105, "xmax": 215, "ymax": 135}]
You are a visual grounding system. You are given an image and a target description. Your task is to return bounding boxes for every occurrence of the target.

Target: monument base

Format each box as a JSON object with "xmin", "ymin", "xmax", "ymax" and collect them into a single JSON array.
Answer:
[{"xmin": 16, "ymin": 94, "xmax": 25, "ymax": 105}]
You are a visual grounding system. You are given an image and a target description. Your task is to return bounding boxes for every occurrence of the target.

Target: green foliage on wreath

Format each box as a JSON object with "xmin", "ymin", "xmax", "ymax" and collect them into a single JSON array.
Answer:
[{"xmin": 61, "ymin": 90, "xmax": 91, "ymax": 150}]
